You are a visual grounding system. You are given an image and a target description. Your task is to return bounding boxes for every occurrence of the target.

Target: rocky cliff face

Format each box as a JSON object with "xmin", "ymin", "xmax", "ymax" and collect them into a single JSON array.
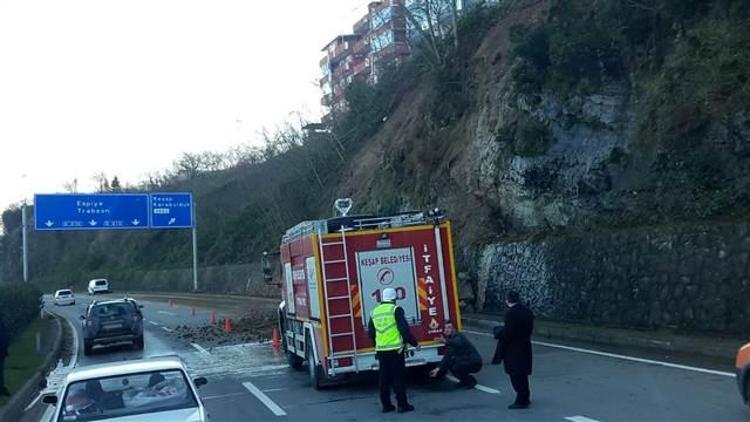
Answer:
[{"xmin": 344, "ymin": 0, "xmax": 750, "ymax": 334}]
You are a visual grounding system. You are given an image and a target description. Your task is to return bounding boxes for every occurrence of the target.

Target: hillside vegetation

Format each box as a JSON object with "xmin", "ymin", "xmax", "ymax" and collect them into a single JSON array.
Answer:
[{"xmin": 1, "ymin": 0, "xmax": 749, "ymax": 303}]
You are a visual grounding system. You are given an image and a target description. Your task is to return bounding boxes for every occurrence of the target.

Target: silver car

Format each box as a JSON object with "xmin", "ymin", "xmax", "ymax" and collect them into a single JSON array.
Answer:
[{"xmin": 43, "ymin": 356, "xmax": 209, "ymax": 421}]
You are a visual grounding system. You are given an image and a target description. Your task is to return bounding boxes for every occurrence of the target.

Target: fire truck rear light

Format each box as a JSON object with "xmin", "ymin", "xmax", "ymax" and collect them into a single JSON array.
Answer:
[
  {"xmin": 334, "ymin": 357, "xmax": 353, "ymax": 367},
  {"xmin": 437, "ymin": 346, "xmax": 447, "ymax": 355}
]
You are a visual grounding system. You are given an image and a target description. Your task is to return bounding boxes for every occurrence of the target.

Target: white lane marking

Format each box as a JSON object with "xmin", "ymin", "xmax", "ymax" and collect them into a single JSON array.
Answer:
[
  {"xmin": 262, "ymin": 388, "xmax": 286, "ymax": 393},
  {"xmin": 161, "ymin": 326, "xmax": 173, "ymax": 333},
  {"xmin": 148, "ymin": 321, "xmax": 160, "ymax": 326},
  {"xmin": 565, "ymin": 416, "xmax": 601, "ymax": 422},
  {"xmin": 242, "ymin": 381, "xmax": 287, "ymax": 416},
  {"xmin": 65, "ymin": 311, "xmax": 80, "ymax": 368},
  {"xmin": 157, "ymin": 310, "xmax": 177, "ymax": 316},
  {"xmin": 445, "ymin": 374, "xmax": 501, "ymax": 394},
  {"xmin": 202, "ymin": 392, "xmax": 248, "ymax": 401},
  {"xmin": 24, "ymin": 391, "xmax": 42, "ymax": 411},
  {"xmin": 464, "ymin": 329, "xmax": 735, "ymax": 378},
  {"xmin": 191, "ymin": 342, "xmax": 212, "ymax": 357}
]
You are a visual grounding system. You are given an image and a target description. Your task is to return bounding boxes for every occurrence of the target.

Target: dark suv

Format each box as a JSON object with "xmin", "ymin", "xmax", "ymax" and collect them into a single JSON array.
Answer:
[{"xmin": 81, "ymin": 298, "xmax": 144, "ymax": 355}]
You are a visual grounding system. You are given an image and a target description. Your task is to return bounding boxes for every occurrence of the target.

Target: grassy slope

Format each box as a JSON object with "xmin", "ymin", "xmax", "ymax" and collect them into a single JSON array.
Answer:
[{"xmin": 0, "ymin": 317, "xmax": 53, "ymax": 407}]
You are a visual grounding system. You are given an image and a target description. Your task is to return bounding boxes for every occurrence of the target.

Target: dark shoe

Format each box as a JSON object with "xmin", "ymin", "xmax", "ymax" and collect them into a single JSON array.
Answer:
[
  {"xmin": 508, "ymin": 403, "xmax": 529, "ymax": 409},
  {"xmin": 382, "ymin": 405, "xmax": 396, "ymax": 413},
  {"xmin": 464, "ymin": 376, "xmax": 478, "ymax": 389},
  {"xmin": 397, "ymin": 404, "xmax": 415, "ymax": 413}
]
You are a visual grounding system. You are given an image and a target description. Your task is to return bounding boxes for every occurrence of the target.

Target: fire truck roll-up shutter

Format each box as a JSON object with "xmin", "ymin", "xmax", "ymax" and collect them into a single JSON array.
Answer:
[
  {"xmin": 284, "ymin": 262, "xmax": 295, "ymax": 314},
  {"xmin": 305, "ymin": 256, "xmax": 321, "ymax": 319}
]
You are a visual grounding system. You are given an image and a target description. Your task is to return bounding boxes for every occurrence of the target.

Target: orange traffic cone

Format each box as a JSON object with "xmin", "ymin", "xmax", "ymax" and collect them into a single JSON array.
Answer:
[
  {"xmin": 223, "ymin": 318, "xmax": 233, "ymax": 333},
  {"xmin": 210, "ymin": 311, "xmax": 217, "ymax": 325},
  {"xmin": 272, "ymin": 328, "xmax": 280, "ymax": 349}
]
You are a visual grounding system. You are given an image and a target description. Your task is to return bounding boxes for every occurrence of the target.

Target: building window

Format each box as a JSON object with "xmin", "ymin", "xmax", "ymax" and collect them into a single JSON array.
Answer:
[{"xmin": 371, "ymin": 31, "xmax": 394, "ymax": 54}]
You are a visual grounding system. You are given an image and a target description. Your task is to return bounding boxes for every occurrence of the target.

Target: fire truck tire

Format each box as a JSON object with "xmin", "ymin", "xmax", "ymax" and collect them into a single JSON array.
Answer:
[
  {"xmin": 305, "ymin": 334, "xmax": 325, "ymax": 389},
  {"xmin": 288, "ymin": 351, "xmax": 304, "ymax": 369}
]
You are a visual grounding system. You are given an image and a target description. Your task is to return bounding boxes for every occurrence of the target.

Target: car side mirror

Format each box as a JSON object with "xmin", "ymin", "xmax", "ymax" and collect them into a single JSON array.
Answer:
[
  {"xmin": 42, "ymin": 394, "xmax": 58, "ymax": 405},
  {"xmin": 79, "ymin": 315, "xmax": 85, "ymax": 320},
  {"xmin": 193, "ymin": 377, "xmax": 208, "ymax": 388},
  {"xmin": 139, "ymin": 305, "xmax": 144, "ymax": 309},
  {"xmin": 39, "ymin": 378, "xmax": 47, "ymax": 389}
]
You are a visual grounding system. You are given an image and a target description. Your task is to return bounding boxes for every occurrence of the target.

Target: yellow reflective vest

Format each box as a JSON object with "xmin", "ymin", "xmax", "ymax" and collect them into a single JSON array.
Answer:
[{"xmin": 371, "ymin": 302, "xmax": 403, "ymax": 352}]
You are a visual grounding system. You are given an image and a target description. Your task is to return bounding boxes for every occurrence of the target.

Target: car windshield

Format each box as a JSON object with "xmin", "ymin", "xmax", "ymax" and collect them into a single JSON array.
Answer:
[
  {"xmin": 58, "ymin": 369, "xmax": 198, "ymax": 421},
  {"xmin": 57, "ymin": 290, "xmax": 72, "ymax": 295},
  {"xmin": 94, "ymin": 280, "xmax": 107, "ymax": 286},
  {"xmin": 92, "ymin": 303, "xmax": 132, "ymax": 318}
]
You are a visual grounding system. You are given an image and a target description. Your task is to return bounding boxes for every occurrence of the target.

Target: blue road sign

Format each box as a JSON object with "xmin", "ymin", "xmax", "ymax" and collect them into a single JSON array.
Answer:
[
  {"xmin": 34, "ymin": 194, "xmax": 149, "ymax": 231},
  {"xmin": 150, "ymin": 192, "xmax": 193, "ymax": 229}
]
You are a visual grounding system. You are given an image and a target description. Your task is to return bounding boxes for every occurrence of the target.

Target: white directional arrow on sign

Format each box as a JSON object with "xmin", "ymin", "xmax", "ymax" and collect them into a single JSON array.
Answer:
[
  {"xmin": 89, "ymin": 220, "xmax": 97, "ymax": 226},
  {"xmin": 45, "ymin": 220, "xmax": 54, "ymax": 227},
  {"xmin": 131, "ymin": 219, "xmax": 141, "ymax": 226}
]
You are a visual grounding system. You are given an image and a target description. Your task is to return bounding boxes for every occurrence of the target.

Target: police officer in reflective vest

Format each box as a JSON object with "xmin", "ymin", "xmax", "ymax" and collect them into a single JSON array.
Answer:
[{"xmin": 367, "ymin": 287, "xmax": 419, "ymax": 413}]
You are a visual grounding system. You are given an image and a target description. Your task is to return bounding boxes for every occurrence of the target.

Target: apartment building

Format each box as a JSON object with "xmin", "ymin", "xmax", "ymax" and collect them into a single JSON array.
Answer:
[{"xmin": 320, "ymin": 1, "xmax": 410, "ymax": 115}]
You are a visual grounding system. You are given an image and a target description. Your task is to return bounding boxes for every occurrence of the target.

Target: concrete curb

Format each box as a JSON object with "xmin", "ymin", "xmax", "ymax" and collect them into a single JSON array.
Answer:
[
  {"xmin": 0, "ymin": 313, "xmax": 63, "ymax": 422},
  {"xmin": 462, "ymin": 314, "xmax": 745, "ymax": 361}
]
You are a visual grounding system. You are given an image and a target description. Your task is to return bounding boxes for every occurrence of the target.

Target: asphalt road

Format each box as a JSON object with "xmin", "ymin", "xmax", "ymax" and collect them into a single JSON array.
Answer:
[{"xmin": 28, "ymin": 293, "xmax": 749, "ymax": 422}]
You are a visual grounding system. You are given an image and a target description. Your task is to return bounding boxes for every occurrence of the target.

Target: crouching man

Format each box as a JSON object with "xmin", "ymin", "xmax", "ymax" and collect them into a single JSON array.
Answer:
[{"xmin": 429, "ymin": 323, "xmax": 482, "ymax": 388}]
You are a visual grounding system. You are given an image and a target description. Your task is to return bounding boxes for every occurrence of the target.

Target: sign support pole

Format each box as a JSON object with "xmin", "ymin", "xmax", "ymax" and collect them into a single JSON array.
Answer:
[
  {"xmin": 191, "ymin": 201, "xmax": 198, "ymax": 292},
  {"xmin": 21, "ymin": 202, "xmax": 29, "ymax": 283}
]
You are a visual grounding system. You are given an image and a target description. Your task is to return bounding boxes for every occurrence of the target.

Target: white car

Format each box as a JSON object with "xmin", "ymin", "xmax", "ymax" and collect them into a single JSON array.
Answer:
[
  {"xmin": 43, "ymin": 356, "xmax": 209, "ymax": 421},
  {"xmin": 54, "ymin": 289, "xmax": 76, "ymax": 306},
  {"xmin": 88, "ymin": 279, "xmax": 110, "ymax": 295}
]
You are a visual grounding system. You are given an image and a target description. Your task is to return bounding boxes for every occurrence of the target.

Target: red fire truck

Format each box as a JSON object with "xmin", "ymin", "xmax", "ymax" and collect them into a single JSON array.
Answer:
[{"xmin": 263, "ymin": 200, "xmax": 462, "ymax": 388}]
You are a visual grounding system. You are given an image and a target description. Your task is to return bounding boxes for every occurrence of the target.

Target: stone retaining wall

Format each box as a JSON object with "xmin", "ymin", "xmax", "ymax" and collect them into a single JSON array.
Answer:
[{"xmin": 476, "ymin": 220, "xmax": 750, "ymax": 335}]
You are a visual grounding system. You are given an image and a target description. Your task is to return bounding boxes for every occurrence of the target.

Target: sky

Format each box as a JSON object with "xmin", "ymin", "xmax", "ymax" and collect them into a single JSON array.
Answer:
[{"xmin": 0, "ymin": 0, "xmax": 371, "ymax": 210}]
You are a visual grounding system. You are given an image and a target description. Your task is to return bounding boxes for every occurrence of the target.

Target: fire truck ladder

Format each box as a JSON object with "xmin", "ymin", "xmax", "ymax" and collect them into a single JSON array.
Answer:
[{"xmin": 319, "ymin": 226, "xmax": 359, "ymax": 374}]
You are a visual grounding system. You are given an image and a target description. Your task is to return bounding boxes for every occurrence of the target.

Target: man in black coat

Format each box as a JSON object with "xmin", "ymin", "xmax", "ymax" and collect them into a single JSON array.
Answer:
[
  {"xmin": 0, "ymin": 316, "xmax": 10, "ymax": 396},
  {"xmin": 494, "ymin": 291, "xmax": 534, "ymax": 409},
  {"xmin": 429, "ymin": 323, "xmax": 483, "ymax": 388}
]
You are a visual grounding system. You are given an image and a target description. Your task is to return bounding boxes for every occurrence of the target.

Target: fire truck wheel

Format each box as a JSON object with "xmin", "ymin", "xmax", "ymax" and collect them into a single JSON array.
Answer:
[
  {"xmin": 288, "ymin": 351, "xmax": 304, "ymax": 369},
  {"xmin": 306, "ymin": 334, "xmax": 325, "ymax": 389}
]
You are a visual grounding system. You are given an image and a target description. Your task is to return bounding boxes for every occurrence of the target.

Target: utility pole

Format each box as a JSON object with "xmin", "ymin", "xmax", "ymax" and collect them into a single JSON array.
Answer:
[
  {"xmin": 192, "ymin": 201, "xmax": 198, "ymax": 292},
  {"xmin": 21, "ymin": 201, "xmax": 29, "ymax": 283}
]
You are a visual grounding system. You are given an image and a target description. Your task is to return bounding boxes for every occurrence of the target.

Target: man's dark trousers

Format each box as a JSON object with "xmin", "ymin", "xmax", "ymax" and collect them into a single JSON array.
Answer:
[
  {"xmin": 510, "ymin": 373, "xmax": 530, "ymax": 405},
  {"xmin": 450, "ymin": 361, "xmax": 481, "ymax": 385},
  {"xmin": 378, "ymin": 350, "xmax": 407, "ymax": 408}
]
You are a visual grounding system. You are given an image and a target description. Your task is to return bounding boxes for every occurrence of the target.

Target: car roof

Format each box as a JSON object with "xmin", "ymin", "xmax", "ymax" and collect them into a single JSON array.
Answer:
[
  {"xmin": 91, "ymin": 299, "xmax": 135, "ymax": 307},
  {"xmin": 55, "ymin": 289, "xmax": 72, "ymax": 293},
  {"xmin": 66, "ymin": 356, "xmax": 186, "ymax": 383},
  {"xmin": 90, "ymin": 278, "xmax": 108, "ymax": 282}
]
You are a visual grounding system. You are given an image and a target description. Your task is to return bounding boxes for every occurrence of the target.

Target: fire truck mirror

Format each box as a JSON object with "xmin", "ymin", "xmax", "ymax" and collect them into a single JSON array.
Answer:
[{"xmin": 261, "ymin": 252, "xmax": 275, "ymax": 284}]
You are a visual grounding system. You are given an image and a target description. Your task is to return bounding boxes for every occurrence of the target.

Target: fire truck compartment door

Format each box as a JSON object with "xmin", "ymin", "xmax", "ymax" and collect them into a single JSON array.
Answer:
[
  {"xmin": 356, "ymin": 247, "xmax": 419, "ymax": 324},
  {"xmin": 284, "ymin": 262, "xmax": 295, "ymax": 314},
  {"xmin": 305, "ymin": 256, "xmax": 321, "ymax": 319}
]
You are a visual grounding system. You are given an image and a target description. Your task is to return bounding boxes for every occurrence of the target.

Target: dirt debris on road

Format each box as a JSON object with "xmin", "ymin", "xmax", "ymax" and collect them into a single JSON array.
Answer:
[{"xmin": 174, "ymin": 307, "xmax": 277, "ymax": 347}]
